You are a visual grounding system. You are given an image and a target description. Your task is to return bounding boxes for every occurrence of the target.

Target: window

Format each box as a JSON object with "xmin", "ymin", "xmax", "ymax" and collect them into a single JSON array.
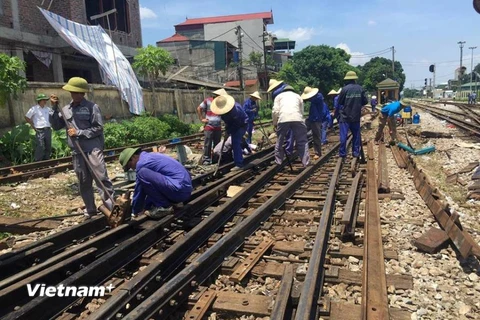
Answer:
[{"xmin": 85, "ymin": 0, "xmax": 130, "ymax": 33}]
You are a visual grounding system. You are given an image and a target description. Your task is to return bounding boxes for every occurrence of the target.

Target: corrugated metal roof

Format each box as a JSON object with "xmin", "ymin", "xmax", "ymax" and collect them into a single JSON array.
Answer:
[{"xmin": 175, "ymin": 12, "xmax": 273, "ymax": 27}]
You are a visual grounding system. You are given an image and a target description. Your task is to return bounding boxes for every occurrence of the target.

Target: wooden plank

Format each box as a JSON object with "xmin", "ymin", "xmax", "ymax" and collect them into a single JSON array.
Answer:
[
  {"xmin": 363, "ymin": 142, "xmax": 390, "ymax": 319},
  {"xmin": 186, "ymin": 290, "xmax": 217, "ymax": 320},
  {"xmin": 413, "ymin": 227, "xmax": 450, "ymax": 254},
  {"xmin": 273, "ymin": 241, "xmax": 306, "ymax": 255},
  {"xmin": 270, "ymin": 264, "xmax": 294, "ymax": 319},
  {"xmin": 377, "ymin": 143, "xmax": 390, "ymax": 193},
  {"xmin": 285, "ymin": 201, "xmax": 324, "ymax": 210},
  {"xmin": 212, "ymin": 292, "xmax": 272, "ymax": 316},
  {"xmin": 230, "ymin": 239, "xmax": 274, "ymax": 283},
  {"xmin": 330, "ymin": 302, "xmax": 410, "ymax": 320},
  {"xmin": 325, "ymin": 269, "xmax": 413, "ymax": 290},
  {"xmin": 279, "ymin": 213, "xmax": 315, "ymax": 222},
  {"xmin": 341, "ymin": 172, "xmax": 362, "ymax": 225},
  {"xmin": 0, "ymin": 216, "xmax": 61, "ymax": 234},
  {"xmin": 391, "ymin": 146, "xmax": 407, "ymax": 168}
]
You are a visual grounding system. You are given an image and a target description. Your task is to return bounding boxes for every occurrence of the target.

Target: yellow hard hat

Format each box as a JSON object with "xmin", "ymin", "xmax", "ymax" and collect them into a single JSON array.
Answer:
[
  {"xmin": 344, "ymin": 71, "xmax": 358, "ymax": 80},
  {"xmin": 62, "ymin": 77, "xmax": 89, "ymax": 93}
]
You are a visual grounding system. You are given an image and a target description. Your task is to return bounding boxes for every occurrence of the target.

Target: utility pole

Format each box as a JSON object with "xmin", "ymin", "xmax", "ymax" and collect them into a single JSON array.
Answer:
[
  {"xmin": 429, "ymin": 78, "xmax": 432, "ymax": 98},
  {"xmin": 91, "ymin": 8, "xmax": 126, "ymax": 115},
  {"xmin": 236, "ymin": 26, "xmax": 244, "ymax": 91},
  {"xmin": 469, "ymin": 46, "xmax": 477, "ymax": 93},
  {"xmin": 392, "ymin": 46, "xmax": 395, "ymax": 74},
  {"xmin": 261, "ymin": 31, "xmax": 268, "ymax": 90},
  {"xmin": 458, "ymin": 41, "xmax": 466, "ymax": 99},
  {"xmin": 433, "ymin": 63, "xmax": 436, "ymax": 90}
]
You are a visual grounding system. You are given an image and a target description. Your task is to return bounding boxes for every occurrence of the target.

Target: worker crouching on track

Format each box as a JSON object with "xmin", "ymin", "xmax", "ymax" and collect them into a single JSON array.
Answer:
[
  {"xmin": 374, "ymin": 99, "xmax": 410, "ymax": 145},
  {"xmin": 268, "ymin": 79, "xmax": 310, "ymax": 167},
  {"xmin": 119, "ymin": 147, "xmax": 193, "ymax": 219},
  {"xmin": 301, "ymin": 86, "xmax": 330, "ymax": 159},
  {"xmin": 337, "ymin": 71, "xmax": 368, "ymax": 159},
  {"xmin": 210, "ymin": 94, "xmax": 248, "ymax": 171},
  {"xmin": 212, "ymin": 135, "xmax": 253, "ymax": 165},
  {"xmin": 50, "ymin": 77, "xmax": 114, "ymax": 218}
]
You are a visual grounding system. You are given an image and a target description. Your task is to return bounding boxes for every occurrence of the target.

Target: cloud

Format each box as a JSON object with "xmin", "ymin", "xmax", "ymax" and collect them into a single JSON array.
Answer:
[
  {"xmin": 140, "ymin": 6, "xmax": 158, "ymax": 20},
  {"xmin": 272, "ymin": 27, "xmax": 316, "ymax": 42},
  {"xmin": 368, "ymin": 20, "xmax": 376, "ymax": 26},
  {"xmin": 336, "ymin": 43, "xmax": 370, "ymax": 66}
]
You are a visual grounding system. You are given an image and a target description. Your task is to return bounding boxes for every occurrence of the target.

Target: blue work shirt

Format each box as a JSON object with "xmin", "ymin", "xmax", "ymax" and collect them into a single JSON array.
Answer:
[
  {"xmin": 272, "ymin": 83, "xmax": 287, "ymax": 100},
  {"xmin": 338, "ymin": 83, "xmax": 368, "ymax": 123},
  {"xmin": 132, "ymin": 152, "xmax": 192, "ymax": 214},
  {"xmin": 333, "ymin": 95, "xmax": 342, "ymax": 121},
  {"xmin": 243, "ymin": 98, "xmax": 258, "ymax": 121},
  {"xmin": 308, "ymin": 93, "xmax": 328, "ymax": 122},
  {"xmin": 381, "ymin": 101, "xmax": 403, "ymax": 117},
  {"xmin": 221, "ymin": 103, "xmax": 248, "ymax": 134}
]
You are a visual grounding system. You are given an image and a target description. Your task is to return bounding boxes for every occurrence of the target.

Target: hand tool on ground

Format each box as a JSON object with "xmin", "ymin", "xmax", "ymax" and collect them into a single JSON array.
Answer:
[
  {"xmin": 213, "ymin": 132, "xmax": 229, "ymax": 177},
  {"xmin": 254, "ymin": 118, "xmax": 273, "ymax": 145},
  {"xmin": 283, "ymin": 146, "xmax": 294, "ymax": 172},
  {"xmin": 57, "ymin": 107, "xmax": 127, "ymax": 227}
]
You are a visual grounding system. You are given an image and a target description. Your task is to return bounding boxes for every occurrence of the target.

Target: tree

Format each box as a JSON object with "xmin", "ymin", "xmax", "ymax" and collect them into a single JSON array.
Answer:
[
  {"xmin": 132, "ymin": 45, "xmax": 174, "ymax": 113},
  {"xmin": 0, "ymin": 53, "xmax": 27, "ymax": 126},
  {"xmin": 290, "ymin": 45, "xmax": 355, "ymax": 94},
  {"xmin": 248, "ymin": 51, "xmax": 263, "ymax": 71},
  {"xmin": 357, "ymin": 57, "xmax": 406, "ymax": 92},
  {"xmin": 403, "ymin": 88, "xmax": 421, "ymax": 98},
  {"xmin": 0, "ymin": 53, "xmax": 27, "ymax": 103},
  {"xmin": 276, "ymin": 61, "xmax": 307, "ymax": 93}
]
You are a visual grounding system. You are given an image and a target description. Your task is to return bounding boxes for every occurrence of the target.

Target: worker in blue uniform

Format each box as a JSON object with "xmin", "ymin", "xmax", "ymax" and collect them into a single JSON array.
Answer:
[
  {"xmin": 119, "ymin": 147, "xmax": 193, "ymax": 219},
  {"xmin": 374, "ymin": 99, "xmax": 410, "ymax": 144},
  {"xmin": 243, "ymin": 91, "xmax": 261, "ymax": 144},
  {"xmin": 211, "ymin": 94, "xmax": 249, "ymax": 171},
  {"xmin": 301, "ymin": 86, "xmax": 328, "ymax": 159},
  {"xmin": 337, "ymin": 71, "xmax": 368, "ymax": 159}
]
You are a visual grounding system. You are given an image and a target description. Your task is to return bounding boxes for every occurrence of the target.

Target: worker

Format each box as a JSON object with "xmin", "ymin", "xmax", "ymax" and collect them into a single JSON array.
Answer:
[
  {"xmin": 374, "ymin": 99, "xmax": 410, "ymax": 145},
  {"xmin": 371, "ymin": 95, "xmax": 378, "ymax": 112},
  {"xmin": 322, "ymin": 101, "xmax": 333, "ymax": 145},
  {"xmin": 301, "ymin": 86, "xmax": 328, "ymax": 159},
  {"xmin": 197, "ymin": 88, "xmax": 227, "ymax": 165},
  {"xmin": 212, "ymin": 135, "xmax": 253, "ymax": 165},
  {"xmin": 268, "ymin": 79, "xmax": 309, "ymax": 167},
  {"xmin": 50, "ymin": 77, "xmax": 114, "ymax": 218},
  {"xmin": 243, "ymin": 91, "xmax": 262, "ymax": 144},
  {"xmin": 25, "ymin": 93, "xmax": 52, "ymax": 162},
  {"xmin": 119, "ymin": 147, "xmax": 192, "ymax": 219},
  {"xmin": 269, "ymin": 79, "xmax": 294, "ymax": 156},
  {"xmin": 210, "ymin": 94, "xmax": 248, "ymax": 171},
  {"xmin": 337, "ymin": 71, "xmax": 368, "ymax": 159}
]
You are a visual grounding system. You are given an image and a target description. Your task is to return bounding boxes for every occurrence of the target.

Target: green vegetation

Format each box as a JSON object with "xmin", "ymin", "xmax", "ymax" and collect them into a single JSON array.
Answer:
[
  {"xmin": 357, "ymin": 57, "xmax": 406, "ymax": 92},
  {"xmin": 0, "ymin": 115, "xmax": 199, "ymax": 166},
  {"xmin": 0, "ymin": 53, "xmax": 27, "ymax": 103}
]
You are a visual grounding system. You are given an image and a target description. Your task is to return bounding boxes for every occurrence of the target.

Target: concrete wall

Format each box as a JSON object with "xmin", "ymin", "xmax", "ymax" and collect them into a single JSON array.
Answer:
[
  {"xmin": 204, "ymin": 19, "xmax": 264, "ymax": 60},
  {"xmin": 0, "ymin": 82, "xmax": 269, "ymax": 133}
]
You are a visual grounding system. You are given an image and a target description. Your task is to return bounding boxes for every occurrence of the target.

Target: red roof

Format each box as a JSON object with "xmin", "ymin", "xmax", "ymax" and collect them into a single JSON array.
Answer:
[
  {"xmin": 225, "ymin": 79, "xmax": 258, "ymax": 87},
  {"xmin": 157, "ymin": 33, "xmax": 190, "ymax": 43},
  {"xmin": 175, "ymin": 12, "xmax": 273, "ymax": 27}
]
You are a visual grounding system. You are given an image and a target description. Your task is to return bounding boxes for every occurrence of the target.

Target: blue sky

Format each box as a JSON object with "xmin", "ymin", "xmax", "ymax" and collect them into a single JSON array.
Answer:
[{"xmin": 139, "ymin": 0, "xmax": 480, "ymax": 89}]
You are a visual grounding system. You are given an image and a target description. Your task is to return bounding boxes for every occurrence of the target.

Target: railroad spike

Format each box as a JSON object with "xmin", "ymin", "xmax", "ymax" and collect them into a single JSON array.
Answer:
[
  {"xmin": 115, "ymin": 313, "xmax": 123, "ymax": 319},
  {"xmin": 169, "ymin": 299, "xmax": 178, "ymax": 306}
]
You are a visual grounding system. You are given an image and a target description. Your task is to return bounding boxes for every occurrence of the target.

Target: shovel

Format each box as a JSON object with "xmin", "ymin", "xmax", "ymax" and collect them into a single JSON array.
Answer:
[{"xmin": 213, "ymin": 132, "xmax": 229, "ymax": 177}]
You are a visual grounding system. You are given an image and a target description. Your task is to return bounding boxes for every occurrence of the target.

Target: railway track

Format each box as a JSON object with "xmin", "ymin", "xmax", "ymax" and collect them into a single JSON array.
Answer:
[
  {"xmin": 0, "ymin": 125, "xmax": 418, "ymax": 320},
  {"xmin": 0, "ymin": 121, "xmax": 274, "ymax": 185},
  {"xmin": 411, "ymin": 101, "xmax": 480, "ymax": 136}
]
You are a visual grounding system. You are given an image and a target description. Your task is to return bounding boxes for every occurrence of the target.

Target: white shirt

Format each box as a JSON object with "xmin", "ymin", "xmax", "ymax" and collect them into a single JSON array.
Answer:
[
  {"xmin": 272, "ymin": 91, "xmax": 305, "ymax": 125},
  {"xmin": 25, "ymin": 105, "xmax": 52, "ymax": 128}
]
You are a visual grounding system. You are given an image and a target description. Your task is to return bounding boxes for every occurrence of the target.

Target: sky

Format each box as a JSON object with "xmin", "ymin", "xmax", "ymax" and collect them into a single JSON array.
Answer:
[{"xmin": 138, "ymin": 0, "xmax": 480, "ymax": 89}]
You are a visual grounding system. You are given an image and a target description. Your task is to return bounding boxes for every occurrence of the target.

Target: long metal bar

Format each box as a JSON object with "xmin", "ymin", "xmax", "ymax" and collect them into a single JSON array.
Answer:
[
  {"xmin": 361, "ymin": 141, "xmax": 389, "ymax": 320},
  {"xmin": 294, "ymin": 157, "xmax": 343, "ymax": 320},
  {"xmin": 122, "ymin": 143, "xmax": 341, "ymax": 320},
  {"xmin": 377, "ymin": 143, "xmax": 390, "ymax": 193}
]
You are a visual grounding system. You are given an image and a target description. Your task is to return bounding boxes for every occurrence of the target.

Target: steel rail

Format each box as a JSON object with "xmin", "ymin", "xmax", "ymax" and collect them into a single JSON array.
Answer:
[
  {"xmin": 294, "ymin": 154, "xmax": 343, "ymax": 320},
  {"xmin": 0, "ymin": 152, "xmax": 277, "ymax": 319},
  {"xmin": 121, "ymin": 142, "xmax": 341, "ymax": 320},
  {"xmin": 361, "ymin": 141, "xmax": 389, "ymax": 319}
]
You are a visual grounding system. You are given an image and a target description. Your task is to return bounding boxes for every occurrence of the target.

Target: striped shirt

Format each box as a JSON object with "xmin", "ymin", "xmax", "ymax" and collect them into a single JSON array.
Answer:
[{"xmin": 199, "ymin": 97, "xmax": 221, "ymax": 131}]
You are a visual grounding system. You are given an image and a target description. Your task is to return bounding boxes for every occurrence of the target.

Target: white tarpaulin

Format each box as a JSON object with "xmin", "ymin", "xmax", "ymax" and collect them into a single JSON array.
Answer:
[{"xmin": 39, "ymin": 7, "xmax": 144, "ymax": 115}]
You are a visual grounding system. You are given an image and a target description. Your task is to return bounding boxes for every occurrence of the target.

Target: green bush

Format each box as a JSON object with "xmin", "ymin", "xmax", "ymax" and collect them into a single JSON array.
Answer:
[
  {"xmin": 130, "ymin": 115, "xmax": 171, "ymax": 144},
  {"xmin": 159, "ymin": 114, "xmax": 194, "ymax": 137},
  {"xmin": 0, "ymin": 124, "xmax": 34, "ymax": 164},
  {"xmin": 258, "ymin": 101, "xmax": 273, "ymax": 120}
]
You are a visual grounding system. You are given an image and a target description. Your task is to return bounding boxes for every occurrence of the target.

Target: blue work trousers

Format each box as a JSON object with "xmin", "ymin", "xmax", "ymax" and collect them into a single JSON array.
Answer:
[
  {"xmin": 246, "ymin": 119, "xmax": 254, "ymax": 144},
  {"xmin": 137, "ymin": 167, "xmax": 191, "ymax": 209},
  {"xmin": 230, "ymin": 126, "xmax": 247, "ymax": 167},
  {"xmin": 285, "ymin": 129, "xmax": 294, "ymax": 155},
  {"xmin": 321, "ymin": 120, "xmax": 329, "ymax": 144},
  {"xmin": 339, "ymin": 122, "xmax": 361, "ymax": 158}
]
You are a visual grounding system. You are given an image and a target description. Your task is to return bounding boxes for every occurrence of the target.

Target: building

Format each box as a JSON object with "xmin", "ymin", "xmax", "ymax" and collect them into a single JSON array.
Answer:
[
  {"xmin": 158, "ymin": 11, "xmax": 274, "ymax": 86},
  {"xmin": 0, "ymin": 0, "xmax": 142, "ymax": 83},
  {"xmin": 224, "ymin": 79, "xmax": 259, "ymax": 93},
  {"xmin": 271, "ymin": 37, "xmax": 295, "ymax": 70}
]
